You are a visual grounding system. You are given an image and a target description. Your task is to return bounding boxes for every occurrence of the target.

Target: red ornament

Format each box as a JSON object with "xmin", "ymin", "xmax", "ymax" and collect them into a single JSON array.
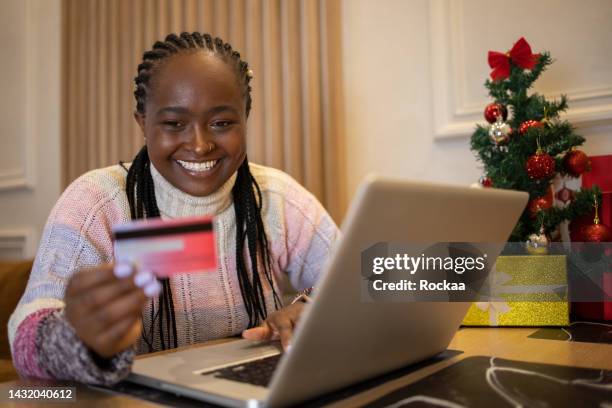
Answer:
[
  {"xmin": 584, "ymin": 223, "xmax": 611, "ymax": 242},
  {"xmin": 555, "ymin": 185, "xmax": 575, "ymax": 204},
  {"xmin": 526, "ymin": 149, "xmax": 556, "ymax": 179},
  {"xmin": 488, "ymin": 37, "xmax": 541, "ymax": 81},
  {"xmin": 528, "ymin": 186, "xmax": 554, "ymax": 217},
  {"xmin": 519, "ymin": 120, "xmax": 543, "ymax": 135},
  {"xmin": 484, "ymin": 103, "xmax": 508, "ymax": 124},
  {"xmin": 583, "ymin": 198, "xmax": 611, "ymax": 242},
  {"xmin": 480, "ymin": 176, "xmax": 493, "ymax": 187},
  {"xmin": 528, "ymin": 196, "xmax": 553, "ymax": 217},
  {"xmin": 564, "ymin": 149, "xmax": 590, "ymax": 177}
]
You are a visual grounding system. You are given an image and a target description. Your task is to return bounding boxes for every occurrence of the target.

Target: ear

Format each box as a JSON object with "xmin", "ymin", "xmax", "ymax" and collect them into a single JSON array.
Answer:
[{"xmin": 134, "ymin": 111, "xmax": 146, "ymax": 135}]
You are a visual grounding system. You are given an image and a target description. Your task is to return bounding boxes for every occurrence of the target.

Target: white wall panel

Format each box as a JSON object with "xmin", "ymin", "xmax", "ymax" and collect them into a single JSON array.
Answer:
[
  {"xmin": 342, "ymin": 0, "xmax": 612, "ymax": 201},
  {"xmin": 431, "ymin": 0, "xmax": 612, "ymax": 140},
  {"xmin": 0, "ymin": 0, "xmax": 62, "ymax": 259}
]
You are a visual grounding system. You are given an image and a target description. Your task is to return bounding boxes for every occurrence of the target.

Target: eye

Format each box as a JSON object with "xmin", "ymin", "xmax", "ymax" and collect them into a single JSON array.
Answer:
[
  {"xmin": 162, "ymin": 120, "xmax": 186, "ymax": 130},
  {"xmin": 210, "ymin": 120, "xmax": 234, "ymax": 129}
]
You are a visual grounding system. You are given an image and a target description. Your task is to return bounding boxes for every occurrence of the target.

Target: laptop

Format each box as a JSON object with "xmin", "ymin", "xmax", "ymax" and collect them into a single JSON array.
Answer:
[{"xmin": 127, "ymin": 175, "xmax": 528, "ymax": 407}]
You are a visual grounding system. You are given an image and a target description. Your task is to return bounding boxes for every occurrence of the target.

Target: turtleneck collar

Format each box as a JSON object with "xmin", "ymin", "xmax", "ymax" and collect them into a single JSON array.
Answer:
[{"xmin": 149, "ymin": 162, "xmax": 237, "ymax": 218}]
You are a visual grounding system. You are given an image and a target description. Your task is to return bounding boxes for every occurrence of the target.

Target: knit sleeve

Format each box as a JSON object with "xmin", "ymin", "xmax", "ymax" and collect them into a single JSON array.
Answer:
[
  {"xmin": 8, "ymin": 169, "xmax": 134, "ymax": 385},
  {"xmin": 278, "ymin": 183, "xmax": 340, "ymax": 291}
]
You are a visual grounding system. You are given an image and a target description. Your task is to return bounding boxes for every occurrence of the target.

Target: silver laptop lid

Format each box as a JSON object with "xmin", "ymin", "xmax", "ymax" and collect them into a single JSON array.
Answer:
[{"xmin": 266, "ymin": 176, "xmax": 527, "ymax": 406}]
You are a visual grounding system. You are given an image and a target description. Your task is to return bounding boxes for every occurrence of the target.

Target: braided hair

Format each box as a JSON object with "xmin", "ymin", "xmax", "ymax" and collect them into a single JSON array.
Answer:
[{"xmin": 127, "ymin": 32, "xmax": 281, "ymax": 351}]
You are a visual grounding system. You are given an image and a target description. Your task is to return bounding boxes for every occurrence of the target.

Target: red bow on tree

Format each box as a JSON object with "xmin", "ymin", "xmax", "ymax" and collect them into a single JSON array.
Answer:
[{"xmin": 488, "ymin": 37, "xmax": 541, "ymax": 81}]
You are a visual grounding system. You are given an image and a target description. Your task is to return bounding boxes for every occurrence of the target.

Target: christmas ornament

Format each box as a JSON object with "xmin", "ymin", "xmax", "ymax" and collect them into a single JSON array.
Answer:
[
  {"xmin": 555, "ymin": 184, "xmax": 574, "ymax": 205},
  {"xmin": 564, "ymin": 149, "xmax": 590, "ymax": 177},
  {"xmin": 526, "ymin": 143, "xmax": 555, "ymax": 179},
  {"xmin": 583, "ymin": 197, "xmax": 611, "ymax": 242},
  {"xmin": 526, "ymin": 225, "xmax": 549, "ymax": 255},
  {"xmin": 480, "ymin": 176, "xmax": 493, "ymax": 188},
  {"xmin": 528, "ymin": 194, "xmax": 553, "ymax": 217},
  {"xmin": 488, "ymin": 117, "xmax": 512, "ymax": 145},
  {"xmin": 484, "ymin": 103, "xmax": 508, "ymax": 124},
  {"xmin": 584, "ymin": 222, "xmax": 610, "ymax": 243},
  {"xmin": 488, "ymin": 37, "xmax": 541, "ymax": 81},
  {"xmin": 519, "ymin": 119, "xmax": 543, "ymax": 135}
]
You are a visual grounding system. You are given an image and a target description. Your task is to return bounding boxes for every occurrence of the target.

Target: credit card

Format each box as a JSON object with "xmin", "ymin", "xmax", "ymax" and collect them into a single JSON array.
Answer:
[{"xmin": 112, "ymin": 215, "xmax": 217, "ymax": 278}]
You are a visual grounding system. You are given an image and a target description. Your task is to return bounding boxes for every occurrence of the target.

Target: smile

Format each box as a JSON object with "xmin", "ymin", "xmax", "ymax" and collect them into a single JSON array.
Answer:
[{"xmin": 176, "ymin": 159, "xmax": 219, "ymax": 173}]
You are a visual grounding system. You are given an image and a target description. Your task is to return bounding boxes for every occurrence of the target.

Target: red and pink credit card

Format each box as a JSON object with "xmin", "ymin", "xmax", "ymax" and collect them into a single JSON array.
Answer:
[{"xmin": 112, "ymin": 215, "xmax": 217, "ymax": 278}]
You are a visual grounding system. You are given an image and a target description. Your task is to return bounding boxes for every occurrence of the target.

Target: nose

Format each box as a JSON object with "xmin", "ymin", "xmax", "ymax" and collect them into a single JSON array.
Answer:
[{"xmin": 188, "ymin": 124, "xmax": 209, "ymax": 155}]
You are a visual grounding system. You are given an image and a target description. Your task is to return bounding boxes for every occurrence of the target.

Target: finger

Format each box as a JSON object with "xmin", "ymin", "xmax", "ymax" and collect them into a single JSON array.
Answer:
[
  {"xmin": 72, "ymin": 273, "xmax": 141, "ymax": 313},
  {"xmin": 242, "ymin": 324, "xmax": 274, "ymax": 341},
  {"xmin": 267, "ymin": 317, "xmax": 293, "ymax": 350},
  {"xmin": 92, "ymin": 284, "xmax": 153, "ymax": 331},
  {"xmin": 66, "ymin": 264, "xmax": 114, "ymax": 297},
  {"xmin": 288, "ymin": 302, "xmax": 305, "ymax": 324},
  {"xmin": 72, "ymin": 269, "xmax": 157, "ymax": 314},
  {"xmin": 96, "ymin": 314, "xmax": 141, "ymax": 356},
  {"xmin": 67, "ymin": 262, "xmax": 135, "ymax": 296}
]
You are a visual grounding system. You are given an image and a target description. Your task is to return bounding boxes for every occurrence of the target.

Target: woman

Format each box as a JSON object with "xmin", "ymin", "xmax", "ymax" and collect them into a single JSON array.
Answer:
[{"xmin": 9, "ymin": 32, "xmax": 339, "ymax": 385}]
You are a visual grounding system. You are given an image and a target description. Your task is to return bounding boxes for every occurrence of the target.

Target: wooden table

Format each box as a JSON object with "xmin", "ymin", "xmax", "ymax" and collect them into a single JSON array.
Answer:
[{"xmin": 1, "ymin": 328, "xmax": 610, "ymax": 407}]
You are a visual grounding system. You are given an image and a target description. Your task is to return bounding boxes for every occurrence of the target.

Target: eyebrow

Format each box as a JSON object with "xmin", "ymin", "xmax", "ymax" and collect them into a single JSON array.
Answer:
[
  {"xmin": 155, "ymin": 105, "xmax": 239, "ymax": 116},
  {"xmin": 207, "ymin": 105, "xmax": 239, "ymax": 115},
  {"xmin": 155, "ymin": 106, "xmax": 190, "ymax": 116}
]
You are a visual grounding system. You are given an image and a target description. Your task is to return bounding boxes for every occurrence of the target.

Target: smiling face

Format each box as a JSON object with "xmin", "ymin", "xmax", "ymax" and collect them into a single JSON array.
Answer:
[{"xmin": 135, "ymin": 51, "xmax": 247, "ymax": 197}]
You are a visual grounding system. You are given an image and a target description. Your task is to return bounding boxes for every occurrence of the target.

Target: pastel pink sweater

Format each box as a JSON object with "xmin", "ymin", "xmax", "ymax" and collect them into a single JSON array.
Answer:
[{"xmin": 8, "ymin": 162, "xmax": 339, "ymax": 385}]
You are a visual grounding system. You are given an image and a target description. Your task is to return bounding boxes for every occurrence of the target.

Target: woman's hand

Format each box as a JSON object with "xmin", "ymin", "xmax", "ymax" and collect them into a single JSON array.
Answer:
[
  {"xmin": 65, "ymin": 263, "xmax": 161, "ymax": 359},
  {"xmin": 241, "ymin": 302, "xmax": 306, "ymax": 350}
]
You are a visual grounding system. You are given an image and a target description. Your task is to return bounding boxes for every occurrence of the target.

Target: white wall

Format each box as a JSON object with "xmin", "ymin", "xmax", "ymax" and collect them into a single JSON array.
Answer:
[
  {"xmin": 342, "ymin": 0, "xmax": 612, "ymax": 201},
  {"xmin": 0, "ymin": 0, "xmax": 62, "ymax": 259}
]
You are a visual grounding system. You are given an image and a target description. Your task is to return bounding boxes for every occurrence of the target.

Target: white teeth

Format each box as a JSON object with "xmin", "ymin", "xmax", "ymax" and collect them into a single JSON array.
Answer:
[{"xmin": 177, "ymin": 160, "xmax": 218, "ymax": 172}]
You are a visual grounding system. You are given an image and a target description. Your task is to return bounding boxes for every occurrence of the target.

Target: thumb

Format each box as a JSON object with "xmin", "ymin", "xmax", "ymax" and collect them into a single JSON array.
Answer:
[{"xmin": 242, "ymin": 325, "xmax": 272, "ymax": 341}]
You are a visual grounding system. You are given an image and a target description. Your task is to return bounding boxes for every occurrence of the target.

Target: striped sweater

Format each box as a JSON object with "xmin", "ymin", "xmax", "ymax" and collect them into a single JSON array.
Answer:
[{"xmin": 8, "ymin": 162, "xmax": 339, "ymax": 385}]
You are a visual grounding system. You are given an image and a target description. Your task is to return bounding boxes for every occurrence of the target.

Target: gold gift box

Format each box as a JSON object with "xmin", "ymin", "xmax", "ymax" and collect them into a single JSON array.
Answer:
[{"xmin": 462, "ymin": 255, "xmax": 569, "ymax": 326}]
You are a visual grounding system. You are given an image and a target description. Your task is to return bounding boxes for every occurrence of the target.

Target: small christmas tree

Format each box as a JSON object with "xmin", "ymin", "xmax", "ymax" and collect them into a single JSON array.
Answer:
[{"xmin": 470, "ymin": 37, "xmax": 602, "ymax": 243}]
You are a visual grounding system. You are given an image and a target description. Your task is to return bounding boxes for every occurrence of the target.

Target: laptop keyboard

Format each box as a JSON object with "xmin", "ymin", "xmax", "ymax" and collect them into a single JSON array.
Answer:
[{"xmin": 201, "ymin": 354, "xmax": 282, "ymax": 387}]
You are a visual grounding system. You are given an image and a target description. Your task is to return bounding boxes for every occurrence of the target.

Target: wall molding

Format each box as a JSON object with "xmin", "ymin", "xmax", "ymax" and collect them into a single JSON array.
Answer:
[
  {"xmin": 0, "ymin": 0, "xmax": 37, "ymax": 192},
  {"xmin": 429, "ymin": 0, "xmax": 612, "ymax": 140},
  {"xmin": 0, "ymin": 169, "xmax": 31, "ymax": 190},
  {"xmin": 0, "ymin": 228, "xmax": 36, "ymax": 259}
]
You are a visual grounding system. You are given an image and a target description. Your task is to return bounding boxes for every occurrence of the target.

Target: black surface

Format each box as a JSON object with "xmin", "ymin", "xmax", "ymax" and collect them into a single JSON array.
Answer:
[
  {"xmin": 90, "ymin": 381, "xmax": 218, "ymax": 408},
  {"xmin": 365, "ymin": 356, "xmax": 612, "ymax": 408},
  {"xmin": 91, "ymin": 349, "xmax": 463, "ymax": 407},
  {"xmin": 113, "ymin": 221, "xmax": 212, "ymax": 240},
  {"xmin": 528, "ymin": 322, "xmax": 612, "ymax": 344},
  {"xmin": 298, "ymin": 349, "xmax": 464, "ymax": 408}
]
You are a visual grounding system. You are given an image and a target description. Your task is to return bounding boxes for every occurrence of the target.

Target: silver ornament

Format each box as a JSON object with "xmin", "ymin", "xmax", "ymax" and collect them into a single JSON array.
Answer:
[
  {"xmin": 525, "ymin": 227, "xmax": 549, "ymax": 255},
  {"xmin": 488, "ymin": 116, "xmax": 512, "ymax": 145}
]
